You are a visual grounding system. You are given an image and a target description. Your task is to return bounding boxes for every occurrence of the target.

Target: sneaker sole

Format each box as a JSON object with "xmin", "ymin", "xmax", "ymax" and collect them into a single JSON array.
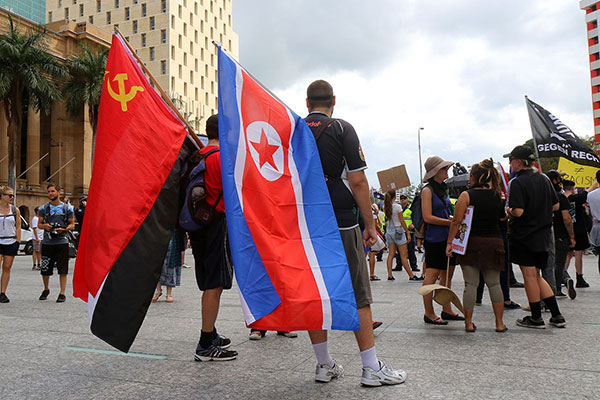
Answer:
[
  {"xmin": 361, "ymin": 377, "xmax": 406, "ymax": 387},
  {"xmin": 516, "ymin": 321, "xmax": 546, "ymax": 329},
  {"xmin": 549, "ymin": 321, "xmax": 567, "ymax": 328},
  {"xmin": 249, "ymin": 335, "xmax": 262, "ymax": 341},
  {"xmin": 194, "ymin": 354, "xmax": 237, "ymax": 362},
  {"xmin": 567, "ymin": 280, "xmax": 577, "ymax": 300}
]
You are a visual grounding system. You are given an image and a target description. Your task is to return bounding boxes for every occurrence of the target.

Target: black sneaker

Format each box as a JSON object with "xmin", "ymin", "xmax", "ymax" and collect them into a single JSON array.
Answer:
[
  {"xmin": 39, "ymin": 289, "xmax": 49, "ymax": 301},
  {"xmin": 567, "ymin": 279, "xmax": 576, "ymax": 299},
  {"xmin": 504, "ymin": 301, "xmax": 521, "ymax": 309},
  {"xmin": 194, "ymin": 344, "xmax": 238, "ymax": 361},
  {"xmin": 549, "ymin": 315, "xmax": 567, "ymax": 328},
  {"xmin": 0, "ymin": 293, "xmax": 9, "ymax": 303},
  {"xmin": 56, "ymin": 294, "xmax": 66, "ymax": 303},
  {"xmin": 212, "ymin": 334, "xmax": 231, "ymax": 349},
  {"xmin": 411, "ymin": 267, "xmax": 421, "ymax": 272},
  {"xmin": 408, "ymin": 276, "xmax": 421, "ymax": 282},
  {"xmin": 387, "ymin": 276, "xmax": 395, "ymax": 281},
  {"xmin": 555, "ymin": 291, "xmax": 567, "ymax": 299},
  {"xmin": 516, "ymin": 316, "xmax": 546, "ymax": 329},
  {"xmin": 576, "ymin": 276, "xmax": 590, "ymax": 288}
]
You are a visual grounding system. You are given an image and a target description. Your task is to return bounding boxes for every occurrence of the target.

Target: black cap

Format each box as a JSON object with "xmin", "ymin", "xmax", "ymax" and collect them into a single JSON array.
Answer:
[
  {"xmin": 79, "ymin": 196, "xmax": 87, "ymax": 202},
  {"xmin": 545, "ymin": 170, "xmax": 566, "ymax": 182},
  {"xmin": 504, "ymin": 145, "xmax": 535, "ymax": 162},
  {"xmin": 399, "ymin": 194, "xmax": 408, "ymax": 199}
]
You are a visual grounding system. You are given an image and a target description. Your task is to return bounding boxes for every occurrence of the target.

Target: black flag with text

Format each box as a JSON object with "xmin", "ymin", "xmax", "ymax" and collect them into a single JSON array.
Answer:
[{"xmin": 526, "ymin": 96, "xmax": 600, "ymax": 167}]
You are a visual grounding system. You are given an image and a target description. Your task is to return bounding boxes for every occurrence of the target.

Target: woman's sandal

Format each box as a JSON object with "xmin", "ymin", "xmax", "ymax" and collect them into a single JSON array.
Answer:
[
  {"xmin": 165, "ymin": 295, "xmax": 174, "ymax": 303},
  {"xmin": 495, "ymin": 325, "xmax": 508, "ymax": 333},
  {"xmin": 152, "ymin": 290, "xmax": 162, "ymax": 302},
  {"xmin": 465, "ymin": 323, "xmax": 477, "ymax": 333},
  {"xmin": 370, "ymin": 275, "xmax": 381, "ymax": 281},
  {"xmin": 424, "ymin": 315, "xmax": 448, "ymax": 325}
]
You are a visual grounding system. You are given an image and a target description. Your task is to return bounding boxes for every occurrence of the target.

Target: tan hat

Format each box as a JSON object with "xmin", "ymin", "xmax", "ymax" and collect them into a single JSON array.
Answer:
[
  {"xmin": 418, "ymin": 284, "xmax": 465, "ymax": 314},
  {"xmin": 423, "ymin": 156, "xmax": 454, "ymax": 181}
]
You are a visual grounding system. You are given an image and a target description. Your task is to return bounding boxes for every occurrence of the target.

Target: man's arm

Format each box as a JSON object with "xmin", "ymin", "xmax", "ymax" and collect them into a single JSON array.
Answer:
[
  {"xmin": 37, "ymin": 213, "xmax": 52, "ymax": 231},
  {"xmin": 347, "ymin": 170, "xmax": 376, "ymax": 247},
  {"xmin": 562, "ymin": 209, "xmax": 576, "ymax": 248}
]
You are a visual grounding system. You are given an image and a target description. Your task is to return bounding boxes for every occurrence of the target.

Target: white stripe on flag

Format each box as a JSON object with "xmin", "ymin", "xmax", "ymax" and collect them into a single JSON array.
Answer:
[
  {"xmin": 238, "ymin": 289, "xmax": 256, "ymax": 325},
  {"xmin": 286, "ymin": 109, "xmax": 333, "ymax": 330},
  {"xmin": 87, "ymin": 274, "xmax": 108, "ymax": 327},
  {"xmin": 233, "ymin": 61, "xmax": 246, "ymax": 211}
]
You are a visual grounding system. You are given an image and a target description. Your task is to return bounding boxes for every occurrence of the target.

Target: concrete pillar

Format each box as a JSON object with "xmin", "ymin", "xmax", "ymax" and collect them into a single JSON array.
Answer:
[
  {"xmin": 0, "ymin": 101, "xmax": 8, "ymax": 184},
  {"xmin": 49, "ymin": 102, "xmax": 64, "ymax": 188},
  {"xmin": 26, "ymin": 105, "xmax": 41, "ymax": 189}
]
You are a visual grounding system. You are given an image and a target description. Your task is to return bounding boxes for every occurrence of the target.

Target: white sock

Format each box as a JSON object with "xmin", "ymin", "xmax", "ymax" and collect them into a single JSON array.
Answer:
[
  {"xmin": 360, "ymin": 347, "xmax": 380, "ymax": 371},
  {"xmin": 312, "ymin": 342, "xmax": 334, "ymax": 367}
]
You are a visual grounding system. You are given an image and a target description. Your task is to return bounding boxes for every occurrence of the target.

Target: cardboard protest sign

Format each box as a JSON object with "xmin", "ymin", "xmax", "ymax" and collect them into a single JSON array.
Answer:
[
  {"xmin": 377, "ymin": 165, "xmax": 410, "ymax": 192},
  {"xmin": 451, "ymin": 206, "xmax": 473, "ymax": 255}
]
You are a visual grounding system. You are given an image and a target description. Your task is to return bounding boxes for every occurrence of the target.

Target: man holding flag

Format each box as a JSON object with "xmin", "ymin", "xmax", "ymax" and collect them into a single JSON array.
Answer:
[{"xmin": 304, "ymin": 80, "xmax": 406, "ymax": 386}]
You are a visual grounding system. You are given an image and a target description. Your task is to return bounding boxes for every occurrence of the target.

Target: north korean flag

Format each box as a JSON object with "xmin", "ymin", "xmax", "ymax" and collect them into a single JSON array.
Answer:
[
  {"xmin": 73, "ymin": 33, "xmax": 195, "ymax": 352},
  {"xmin": 218, "ymin": 46, "xmax": 359, "ymax": 331}
]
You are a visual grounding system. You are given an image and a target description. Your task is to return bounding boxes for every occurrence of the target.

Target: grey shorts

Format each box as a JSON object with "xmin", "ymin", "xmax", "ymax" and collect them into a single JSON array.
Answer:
[
  {"xmin": 339, "ymin": 226, "xmax": 373, "ymax": 308},
  {"xmin": 33, "ymin": 240, "xmax": 42, "ymax": 252}
]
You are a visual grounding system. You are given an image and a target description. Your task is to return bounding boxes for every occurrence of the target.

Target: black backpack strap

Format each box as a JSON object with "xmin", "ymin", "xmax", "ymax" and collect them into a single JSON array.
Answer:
[{"xmin": 312, "ymin": 118, "xmax": 336, "ymax": 143}]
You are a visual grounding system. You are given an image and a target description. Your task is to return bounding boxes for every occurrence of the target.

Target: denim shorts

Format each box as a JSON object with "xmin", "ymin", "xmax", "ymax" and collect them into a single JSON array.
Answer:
[{"xmin": 385, "ymin": 224, "xmax": 407, "ymax": 246}]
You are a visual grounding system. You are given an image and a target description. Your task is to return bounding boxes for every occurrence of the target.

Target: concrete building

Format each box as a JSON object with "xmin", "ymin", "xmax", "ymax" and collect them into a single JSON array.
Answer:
[
  {"xmin": 45, "ymin": 0, "xmax": 239, "ymax": 132},
  {"xmin": 0, "ymin": 8, "xmax": 111, "ymax": 218},
  {"xmin": 0, "ymin": 0, "xmax": 46, "ymax": 24},
  {"xmin": 581, "ymin": 0, "xmax": 600, "ymax": 152}
]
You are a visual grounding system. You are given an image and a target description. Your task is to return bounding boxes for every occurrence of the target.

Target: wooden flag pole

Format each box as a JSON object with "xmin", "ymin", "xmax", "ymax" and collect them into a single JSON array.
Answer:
[{"xmin": 114, "ymin": 28, "xmax": 203, "ymax": 148}]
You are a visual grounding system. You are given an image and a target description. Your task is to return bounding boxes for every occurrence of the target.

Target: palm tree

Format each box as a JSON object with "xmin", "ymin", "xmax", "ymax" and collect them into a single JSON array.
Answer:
[
  {"xmin": 0, "ymin": 16, "xmax": 67, "ymax": 190},
  {"xmin": 63, "ymin": 45, "xmax": 109, "ymax": 165}
]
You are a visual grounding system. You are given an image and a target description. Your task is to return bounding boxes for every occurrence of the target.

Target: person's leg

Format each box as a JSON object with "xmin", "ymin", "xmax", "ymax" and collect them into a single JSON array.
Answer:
[
  {"xmin": 407, "ymin": 234, "xmax": 418, "ymax": 270},
  {"xmin": 398, "ymin": 244, "xmax": 415, "ymax": 279},
  {"xmin": 386, "ymin": 243, "xmax": 397, "ymax": 279},
  {"xmin": 461, "ymin": 265, "xmax": 479, "ymax": 331},
  {"xmin": 475, "ymin": 271, "xmax": 484, "ymax": 304},
  {"xmin": 201, "ymin": 287, "xmax": 224, "ymax": 333},
  {"xmin": 574, "ymin": 250, "xmax": 590, "ymax": 287},
  {"xmin": 42, "ymin": 275, "xmax": 50, "ymax": 290},
  {"xmin": 483, "ymin": 269, "xmax": 505, "ymax": 330},
  {"xmin": 166, "ymin": 285, "xmax": 173, "ymax": 300},
  {"xmin": 368, "ymin": 251, "xmax": 376, "ymax": 277},
  {"xmin": 554, "ymin": 239, "xmax": 569, "ymax": 295},
  {"xmin": 0, "ymin": 255, "xmax": 15, "ymax": 293},
  {"xmin": 353, "ymin": 305, "xmax": 375, "ymax": 351},
  {"xmin": 422, "ymin": 268, "xmax": 442, "ymax": 320},
  {"xmin": 59, "ymin": 274, "xmax": 67, "ymax": 296},
  {"xmin": 543, "ymin": 239, "xmax": 557, "ymax": 294},
  {"xmin": 521, "ymin": 266, "xmax": 542, "ymax": 303}
]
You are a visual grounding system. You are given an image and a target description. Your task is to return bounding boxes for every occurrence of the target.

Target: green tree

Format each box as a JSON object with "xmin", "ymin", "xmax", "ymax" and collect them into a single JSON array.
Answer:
[
  {"xmin": 63, "ymin": 44, "xmax": 109, "ymax": 165},
  {"xmin": 0, "ymin": 16, "xmax": 67, "ymax": 190}
]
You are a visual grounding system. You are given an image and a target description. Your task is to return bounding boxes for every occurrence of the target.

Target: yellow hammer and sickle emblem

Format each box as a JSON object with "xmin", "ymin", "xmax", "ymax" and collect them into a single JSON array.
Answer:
[{"xmin": 105, "ymin": 72, "xmax": 144, "ymax": 112}]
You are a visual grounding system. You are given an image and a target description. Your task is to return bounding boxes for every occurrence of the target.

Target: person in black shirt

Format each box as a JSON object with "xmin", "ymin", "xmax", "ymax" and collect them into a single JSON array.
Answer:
[
  {"xmin": 562, "ymin": 179, "xmax": 597, "ymax": 288},
  {"xmin": 505, "ymin": 146, "xmax": 565, "ymax": 329},
  {"xmin": 545, "ymin": 171, "xmax": 576, "ymax": 299},
  {"xmin": 74, "ymin": 196, "xmax": 86, "ymax": 233},
  {"xmin": 304, "ymin": 80, "xmax": 406, "ymax": 387}
]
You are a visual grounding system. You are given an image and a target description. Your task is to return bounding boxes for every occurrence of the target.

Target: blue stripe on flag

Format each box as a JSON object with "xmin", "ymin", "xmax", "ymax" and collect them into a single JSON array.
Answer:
[{"xmin": 218, "ymin": 48, "xmax": 281, "ymax": 323}]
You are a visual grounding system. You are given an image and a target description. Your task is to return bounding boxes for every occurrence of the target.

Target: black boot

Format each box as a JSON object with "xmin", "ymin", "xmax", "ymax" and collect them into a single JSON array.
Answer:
[{"xmin": 576, "ymin": 274, "xmax": 590, "ymax": 288}]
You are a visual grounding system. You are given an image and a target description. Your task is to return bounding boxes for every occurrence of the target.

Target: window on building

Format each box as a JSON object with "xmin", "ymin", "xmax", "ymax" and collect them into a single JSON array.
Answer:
[
  {"xmin": 89, "ymin": 15, "xmax": 93, "ymax": 23},
  {"xmin": 183, "ymin": 53, "xmax": 187, "ymax": 65},
  {"xmin": 58, "ymin": 0, "xmax": 62, "ymax": 7},
  {"xmin": 195, "ymin": 88, "xmax": 198, "ymax": 101},
  {"xmin": 133, "ymin": 20, "xmax": 137, "ymax": 33},
  {"xmin": 115, "ymin": 0, "xmax": 119, "ymax": 8},
  {"xmin": 210, "ymin": 54, "xmax": 214, "ymax": 66},
  {"xmin": 125, "ymin": 7, "xmax": 129, "ymax": 20},
  {"xmin": 190, "ymin": 12, "xmax": 193, "ymax": 24},
  {"xmin": 201, "ymin": 47, "xmax": 204, "ymax": 61},
  {"xmin": 64, "ymin": 7, "xmax": 69, "ymax": 19},
  {"xmin": 171, "ymin": 15, "xmax": 175, "ymax": 27},
  {"xmin": 190, "ymin": 70, "xmax": 193, "ymax": 83},
  {"xmin": 178, "ymin": 35, "xmax": 182, "ymax": 47},
  {"xmin": 178, "ymin": 5, "xmax": 182, "ymax": 18},
  {"xmin": 211, "ymin": 81, "xmax": 214, "ymax": 94},
  {"xmin": 190, "ymin": 41, "xmax": 193, "ymax": 55},
  {"xmin": 171, "ymin": 77, "xmax": 175, "ymax": 90},
  {"xmin": 161, "ymin": 0, "xmax": 166, "ymax": 13},
  {"xmin": 178, "ymin": 65, "xmax": 182, "ymax": 78},
  {"xmin": 141, "ymin": 33, "xmax": 146, "ymax": 47},
  {"xmin": 194, "ymin": 30, "xmax": 198, "ymax": 42},
  {"xmin": 194, "ymin": 2, "xmax": 198, "ymax": 14},
  {"xmin": 96, "ymin": 0, "xmax": 101, "ymax": 12},
  {"xmin": 201, "ymin": 75, "xmax": 204, "ymax": 89},
  {"xmin": 134, "ymin": 0, "xmax": 138, "ymax": 4},
  {"xmin": 171, "ymin": 45, "xmax": 175, "ymax": 59},
  {"xmin": 161, "ymin": 29, "xmax": 167, "ymax": 44},
  {"xmin": 161, "ymin": 60, "xmax": 167, "ymax": 75},
  {"xmin": 150, "ymin": 16, "xmax": 155, "ymax": 30},
  {"xmin": 183, "ymin": 23, "xmax": 187, "ymax": 36},
  {"xmin": 183, "ymin": 0, "xmax": 187, "ymax": 7},
  {"xmin": 184, "ymin": 82, "xmax": 187, "ymax": 96},
  {"xmin": 48, "ymin": 11, "xmax": 53, "ymax": 22},
  {"xmin": 106, "ymin": 11, "xmax": 111, "ymax": 24},
  {"xmin": 200, "ymin": 20, "xmax": 203, "ymax": 33},
  {"xmin": 195, "ymin": 58, "xmax": 198, "ymax": 71},
  {"xmin": 228, "ymin": 15, "xmax": 231, "ymax": 26},
  {"xmin": 149, "ymin": 47, "xmax": 155, "ymax": 61},
  {"xmin": 142, "ymin": 3, "xmax": 147, "ymax": 17},
  {"xmin": 114, "ymin": 23, "xmax": 119, "ymax": 30},
  {"xmin": 73, "ymin": 0, "xmax": 76, "ymax": 4}
]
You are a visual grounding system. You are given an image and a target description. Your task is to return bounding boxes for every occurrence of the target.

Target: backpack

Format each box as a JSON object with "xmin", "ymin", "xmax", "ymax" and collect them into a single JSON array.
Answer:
[
  {"xmin": 178, "ymin": 148, "xmax": 222, "ymax": 232},
  {"xmin": 410, "ymin": 188, "xmax": 425, "ymax": 232},
  {"xmin": 42, "ymin": 202, "xmax": 77, "ymax": 258}
]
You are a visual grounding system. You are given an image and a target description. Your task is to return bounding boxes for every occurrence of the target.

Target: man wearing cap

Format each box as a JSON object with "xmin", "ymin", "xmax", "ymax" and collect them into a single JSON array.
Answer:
[
  {"xmin": 545, "ymin": 170, "xmax": 576, "ymax": 299},
  {"xmin": 74, "ymin": 196, "xmax": 86, "ymax": 233},
  {"xmin": 505, "ymin": 145, "xmax": 565, "ymax": 328},
  {"xmin": 304, "ymin": 79, "xmax": 406, "ymax": 387}
]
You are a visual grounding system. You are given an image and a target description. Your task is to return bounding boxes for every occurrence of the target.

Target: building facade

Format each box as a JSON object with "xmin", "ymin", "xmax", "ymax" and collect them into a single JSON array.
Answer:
[
  {"xmin": 45, "ymin": 0, "xmax": 239, "ymax": 132},
  {"xmin": 581, "ymin": 0, "xmax": 600, "ymax": 153},
  {"xmin": 0, "ymin": 9, "xmax": 111, "ymax": 218},
  {"xmin": 0, "ymin": 0, "xmax": 46, "ymax": 24}
]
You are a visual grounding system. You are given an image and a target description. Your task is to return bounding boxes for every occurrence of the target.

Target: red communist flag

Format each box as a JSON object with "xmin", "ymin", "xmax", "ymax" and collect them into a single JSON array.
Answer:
[{"xmin": 73, "ymin": 33, "xmax": 188, "ymax": 351}]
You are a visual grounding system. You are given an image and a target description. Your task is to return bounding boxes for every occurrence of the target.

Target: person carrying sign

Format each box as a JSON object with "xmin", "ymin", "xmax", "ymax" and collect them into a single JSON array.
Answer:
[{"xmin": 446, "ymin": 159, "xmax": 507, "ymax": 333}]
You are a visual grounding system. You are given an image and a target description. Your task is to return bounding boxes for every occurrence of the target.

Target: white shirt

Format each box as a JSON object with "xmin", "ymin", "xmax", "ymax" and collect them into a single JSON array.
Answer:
[
  {"xmin": 587, "ymin": 188, "xmax": 600, "ymax": 221},
  {"xmin": 31, "ymin": 216, "xmax": 44, "ymax": 241},
  {"xmin": 391, "ymin": 203, "xmax": 403, "ymax": 227}
]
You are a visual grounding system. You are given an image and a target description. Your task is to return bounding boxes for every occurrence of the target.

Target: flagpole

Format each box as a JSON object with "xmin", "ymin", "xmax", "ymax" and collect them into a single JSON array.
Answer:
[
  {"xmin": 114, "ymin": 28, "xmax": 203, "ymax": 149},
  {"xmin": 524, "ymin": 95, "xmax": 543, "ymax": 172}
]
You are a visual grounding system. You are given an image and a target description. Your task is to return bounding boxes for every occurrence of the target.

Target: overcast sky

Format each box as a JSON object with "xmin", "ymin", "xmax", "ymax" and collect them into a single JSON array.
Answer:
[{"xmin": 232, "ymin": 1, "xmax": 593, "ymax": 188}]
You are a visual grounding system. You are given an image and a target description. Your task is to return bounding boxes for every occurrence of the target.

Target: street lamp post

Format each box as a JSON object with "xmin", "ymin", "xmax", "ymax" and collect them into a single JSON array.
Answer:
[{"xmin": 418, "ymin": 127, "xmax": 424, "ymax": 184}]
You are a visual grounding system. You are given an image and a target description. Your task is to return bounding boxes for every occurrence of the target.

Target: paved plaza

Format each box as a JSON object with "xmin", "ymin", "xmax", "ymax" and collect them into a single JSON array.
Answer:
[{"xmin": 1, "ymin": 249, "xmax": 599, "ymax": 399}]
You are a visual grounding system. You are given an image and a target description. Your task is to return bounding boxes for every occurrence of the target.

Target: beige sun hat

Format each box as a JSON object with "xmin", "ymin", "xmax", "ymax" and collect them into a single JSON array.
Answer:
[
  {"xmin": 418, "ymin": 284, "xmax": 465, "ymax": 314},
  {"xmin": 423, "ymin": 156, "xmax": 454, "ymax": 181}
]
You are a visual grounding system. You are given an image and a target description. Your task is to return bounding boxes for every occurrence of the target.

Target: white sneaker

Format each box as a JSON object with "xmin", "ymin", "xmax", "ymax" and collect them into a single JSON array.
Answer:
[
  {"xmin": 361, "ymin": 361, "xmax": 407, "ymax": 386},
  {"xmin": 249, "ymin": 330, "xmax": 263, "ymax": 340},
  {"xmin": 315, "ymin": 359, "xmax": 343, "ymax": 383}
]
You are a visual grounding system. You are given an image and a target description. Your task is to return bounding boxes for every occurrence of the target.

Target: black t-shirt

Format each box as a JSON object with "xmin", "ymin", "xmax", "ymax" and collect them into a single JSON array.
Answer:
[
  {"xmin": 305, "ymin": 112, "xmax": 367, "ymax": 229},
  {"xmin": 467, "ymin": 189, "xmax": 504, "ymax": 237},
  {"xmin": 567, "ymin": 191, "xmax": 588, "ymax": 234},
  {"xmin": 552, "ymin": 192, "xmax": 571, "ymax": 240},
  {"xmin": 508, "ymin": 169, "xmax": 558, "ymax": 251}
]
